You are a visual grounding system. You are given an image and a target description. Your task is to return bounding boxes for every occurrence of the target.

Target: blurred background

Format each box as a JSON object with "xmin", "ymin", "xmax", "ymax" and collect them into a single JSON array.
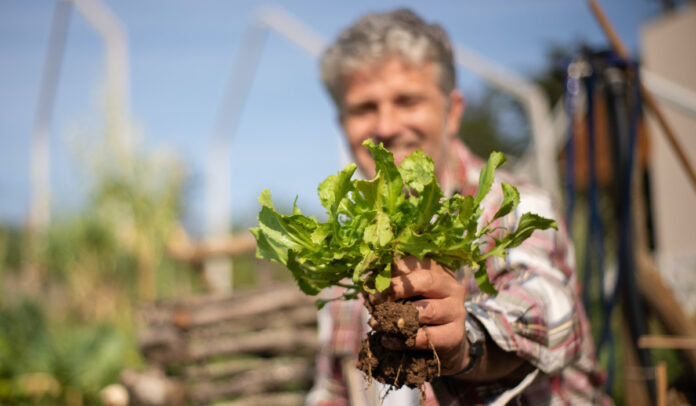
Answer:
[{"xmin": 1, "ymin": 0, "xmax": 695, "ymax": 405}]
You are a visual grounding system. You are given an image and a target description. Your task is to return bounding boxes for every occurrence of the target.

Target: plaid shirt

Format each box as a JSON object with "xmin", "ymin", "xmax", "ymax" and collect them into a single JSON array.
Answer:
[{"xmin": 306, "ymin": 140, "xmax": 611, "ymax": 406}]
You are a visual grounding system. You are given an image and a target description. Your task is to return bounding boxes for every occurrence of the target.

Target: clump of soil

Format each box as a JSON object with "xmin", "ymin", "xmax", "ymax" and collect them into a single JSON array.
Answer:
[{"xmin": 356, "ymin": 301, "xmax": 440, "ymax": 389}]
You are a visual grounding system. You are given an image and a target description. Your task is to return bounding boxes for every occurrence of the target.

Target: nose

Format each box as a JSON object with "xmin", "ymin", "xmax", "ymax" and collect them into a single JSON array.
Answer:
[{"xmin": 374, "ymin": 104, "xmax": 401, "ymax": 142}]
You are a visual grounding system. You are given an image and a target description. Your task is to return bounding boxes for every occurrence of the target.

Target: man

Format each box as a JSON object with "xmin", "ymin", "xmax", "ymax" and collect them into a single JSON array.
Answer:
[{"xmin": 307, "ymin": 9, "xmax": 609, "ymax": 405}]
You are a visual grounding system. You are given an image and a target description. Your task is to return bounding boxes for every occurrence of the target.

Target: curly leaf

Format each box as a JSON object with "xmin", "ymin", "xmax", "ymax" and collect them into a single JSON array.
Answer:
[
  {"xmin": 475, "ymin": 152, "xmax": 506, "ymax": 206},
  {"xmin": 493, "ymin": 183, "xmax": 520, "ymax": 221},
  {"xmin": 375, "ymin": 263, "xmax": 391, "ymax": 292}
]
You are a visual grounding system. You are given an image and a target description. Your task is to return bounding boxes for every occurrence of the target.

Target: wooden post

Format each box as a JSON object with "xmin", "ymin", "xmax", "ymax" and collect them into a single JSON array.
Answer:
[
  {"xmin": 635, "ymin": 252, "xmax": 696, "ymax": 374},
  {"xmin": 621, "ymin": 317, "xmax": 652, "ymax": 406},
  {"xmin": 638, "ymin": 335, "xmax": 696, "ymax": 351},
  {"xmin": 655, "ymin": 362, "xmax": 667, "ymax": 406}
]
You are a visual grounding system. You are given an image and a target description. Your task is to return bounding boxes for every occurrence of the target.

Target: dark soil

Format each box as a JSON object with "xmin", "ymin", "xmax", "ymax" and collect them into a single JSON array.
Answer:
[{"xmin": 356, "ymin": 301, "xmax": 440, "ymax": 389}]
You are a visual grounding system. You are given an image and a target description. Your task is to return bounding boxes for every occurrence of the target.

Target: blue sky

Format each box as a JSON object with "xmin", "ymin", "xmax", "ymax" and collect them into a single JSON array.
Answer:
[{"xmin": 0, "ymin": 0, "xmax": 660, "ymax": 233}]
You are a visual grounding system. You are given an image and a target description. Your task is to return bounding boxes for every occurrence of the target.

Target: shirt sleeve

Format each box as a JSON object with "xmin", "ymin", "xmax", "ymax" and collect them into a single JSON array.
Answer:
[
  {"xmin": 479, "ymin": 184, "xmax": 583, "ymax": 374},
  {"xmin": 433, "ymin": 182, "xmax": 587, "ymax": 404}
]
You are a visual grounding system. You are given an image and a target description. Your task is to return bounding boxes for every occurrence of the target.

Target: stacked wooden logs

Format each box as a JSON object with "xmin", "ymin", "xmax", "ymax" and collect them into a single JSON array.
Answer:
[{"xmin": 124, "ymin": 284, "xmax": 318, "ymax": 406}]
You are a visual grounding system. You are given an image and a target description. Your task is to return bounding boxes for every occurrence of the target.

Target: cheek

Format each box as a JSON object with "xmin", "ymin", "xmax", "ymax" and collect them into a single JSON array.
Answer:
[
  {"xmin": 343, "ymin": 118, "xmax": 373, "ymax": 147},
  {"xmin": 413, "ymin": 112, "xmax": 446, "ymax": 142},
  {"xmin": 408, "ymin": 105, "xmax": 444, "ymax": 132}
]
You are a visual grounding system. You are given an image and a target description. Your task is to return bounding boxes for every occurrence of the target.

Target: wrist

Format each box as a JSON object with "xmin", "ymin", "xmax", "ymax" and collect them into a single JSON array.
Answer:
[{"xmin": 452, "ymin": 314, "xmax": 485, "ymax": 377}]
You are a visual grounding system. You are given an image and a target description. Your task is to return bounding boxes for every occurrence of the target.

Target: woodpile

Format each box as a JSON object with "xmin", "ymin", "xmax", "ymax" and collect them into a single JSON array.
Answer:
[{"xmin": 123, "ymin": 284, "xmax": 318, "ymax": 405}]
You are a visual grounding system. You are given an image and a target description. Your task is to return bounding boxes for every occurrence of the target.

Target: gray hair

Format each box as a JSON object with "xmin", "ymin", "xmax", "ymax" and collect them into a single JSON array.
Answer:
[{"xmin": 320, "ymin": 9, "xmax": 456, "ymax": 107}]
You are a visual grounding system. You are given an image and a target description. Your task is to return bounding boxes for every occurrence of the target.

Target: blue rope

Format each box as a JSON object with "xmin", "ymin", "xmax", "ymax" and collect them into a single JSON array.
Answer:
[
  {"xmin": 563, "ymin": 51, "xmax": 651, "ymax": 397},
  {"xmin": 595, "ymin": 55, "xmax": 644, "ymax": 395},
  {"xmin": 582, "ymin": 72, "xmax": 607, "ymax": 325}
]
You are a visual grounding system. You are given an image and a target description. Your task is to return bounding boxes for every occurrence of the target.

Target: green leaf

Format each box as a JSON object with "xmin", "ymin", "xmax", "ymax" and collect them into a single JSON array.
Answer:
[
  {"xmin": 474, "ymin": 263, "xmax": 497, "ymax": 295},
  {"xmin": 506, "ymin": 213, "xmax": 558, "ymax": 249},
  {"xmin": 287, "ymin": 251, "xmax": 322, "ymax": 295},
  {"xmin": 354, "ymin": 176, "xmax": 380, "ymax": 210},
  {"xmin": 395, "ymin": 226, "xmax": 436, "ymax": 259},
  {"xmin": 310, "ymin": 223, "xmax": 331, "ymax": 245},
  {"xmin": 363, "ymin": 211, "xmax": 393, "ymax": 247},
  {"xmin": 336, "ymin": 212, "xmax": 371, "ymax": 247},
  {"xmin": 315, "ymin": 297, "xmax": 338, "ymax": 310},
  {"xmin": 475, "ymin": 152, "xmax": 506, "ymax": 206},
  {"xmin": 452, "ymin": 194, "xmax": 475, "ymax": 230},
  {"xmin": 258, "ymin": 189, "xmax": 275, "ymax": 209},
  {"xmin": 363, "ymin": 140, "xmax": 403, "ymax": 213},
  {"xmin": 477, "ymin": 244, "xmax": 507, "ymax": 260},
  {"xmin": 250, "ymin": 227, "xmax": 289, "ymax": 265},
  {"xmin": 318, "ymin": 164, "xmax": 357, "ymax": 221},
  {"xmin": 415, "ymin": 180, "xmax": 442, "ymax": 227},
  {"xmin": 353, "ymin": 250, "xmax": 377, "ymax": 283},
  {"xmin": 256, "ymin": 206, "xmax": 316, "ymax": 252},
  {"xmin": 493, "ymin": 183, "xmax": 520, "ymax": 221},
  {"xmin": 398, "ymin": 149, "xmax": 435, "ymax": 193},
  {"xmin": 477, "ymin": 212, "xmax": 557, "ymax": 261},
  {"xmin": 375, "ymin": 263, "xmax": 392, "ymax": 292},
  {"xmin": 292, "ymin": 196, "xmax": 303, "ymax": 216}
]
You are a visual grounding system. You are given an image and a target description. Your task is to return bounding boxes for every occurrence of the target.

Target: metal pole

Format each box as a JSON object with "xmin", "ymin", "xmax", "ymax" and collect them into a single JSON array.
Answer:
[
  {"xmin": 28, "ymin": 0, "xmax": 72, "ymax": 234},
  {"xmin": 70, "ymin": 0, "xmax": 131, "ymax": 155},
  {"xmin": 204, "ymin": 21, "xmax": 268, "ymax": 293},
  {"xmin": 203, "ymin": 7, "xmax": 327, "ymax": 293}
]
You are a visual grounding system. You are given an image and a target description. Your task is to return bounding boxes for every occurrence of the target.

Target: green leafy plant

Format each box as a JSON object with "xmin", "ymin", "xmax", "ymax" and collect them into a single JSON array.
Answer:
[{"xmin": 250, "ymin": 140, "xmax": 556, "ymax": 307}]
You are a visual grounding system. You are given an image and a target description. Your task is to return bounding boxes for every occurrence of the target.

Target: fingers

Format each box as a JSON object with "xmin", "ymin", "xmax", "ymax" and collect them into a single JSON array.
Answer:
[
  {"xmin": 381, "ymin": 322, "xmax": 465, "ymax": 351},
  {"xmin": 390, "ymin": 255, "xmax": 427, "ymax": 276},
  {"xmin": 413, "ymin": 298, "xmax": 459, "ymax": 325},
  {"xmin": 369, "ymin": 256, "xmax": 463, "ymax": 305},
  {"xmin": 391, "ymin": 255, "xmax": 447, "ymax": 277},
  {"xmin": 371, "ymin": 267, "xmax": 461, "ymax": 304},
  {"xmin": 368, "ymin": 297, "xmax": 460, "ymax": 331},
  {"xmin": 388, "ymin": 268, "xmax": 454, "ymax": 300},
  {"xmin": 413, "ymin": 323, "xmax": 465, "ymax": 350},
  {"xmin": 394, "ymin": 256, "xmax": 459, "ymax": 295}
]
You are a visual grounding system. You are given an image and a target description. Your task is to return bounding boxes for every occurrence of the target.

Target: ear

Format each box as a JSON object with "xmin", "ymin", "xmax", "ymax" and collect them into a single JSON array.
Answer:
[{"xmin": 445, "ymin": 89, "xmax": 465, "ymax": 139}]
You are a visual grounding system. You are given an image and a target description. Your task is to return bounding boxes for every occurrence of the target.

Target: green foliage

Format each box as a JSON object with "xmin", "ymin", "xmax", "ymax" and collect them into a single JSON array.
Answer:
[
  {"xmin": 0, "ymin": 300, "xmax": 133, "ymax": 405},
  {"xmin": 251, "ymin": 141, "xmax": 557, "ymax": 306},
  {"xmin": 35, "ymin": 117, "xmax": 189, "ymax": 302},
  {"xmin": 0, "ymin": 227, "xmax": 22, "ymax": 272},
  {"xmin": 0, "ymin": 111, "xmax": 193, "ymax": 404},
  {"xmin": 458, "ymin": 87, "xmax": 531, "ymax": 160}
]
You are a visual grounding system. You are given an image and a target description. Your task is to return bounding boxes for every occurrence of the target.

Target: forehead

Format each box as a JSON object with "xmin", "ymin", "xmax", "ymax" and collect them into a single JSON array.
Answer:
[{"xmin": 340, "ymin": 58, "xmax": 441, "ymax": 104}]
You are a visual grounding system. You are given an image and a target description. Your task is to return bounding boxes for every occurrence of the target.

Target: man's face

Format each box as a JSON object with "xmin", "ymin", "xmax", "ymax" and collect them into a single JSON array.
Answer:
[{"xmin": 339, "ymin": 57, "xmax": 463, "ymax": 179}]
